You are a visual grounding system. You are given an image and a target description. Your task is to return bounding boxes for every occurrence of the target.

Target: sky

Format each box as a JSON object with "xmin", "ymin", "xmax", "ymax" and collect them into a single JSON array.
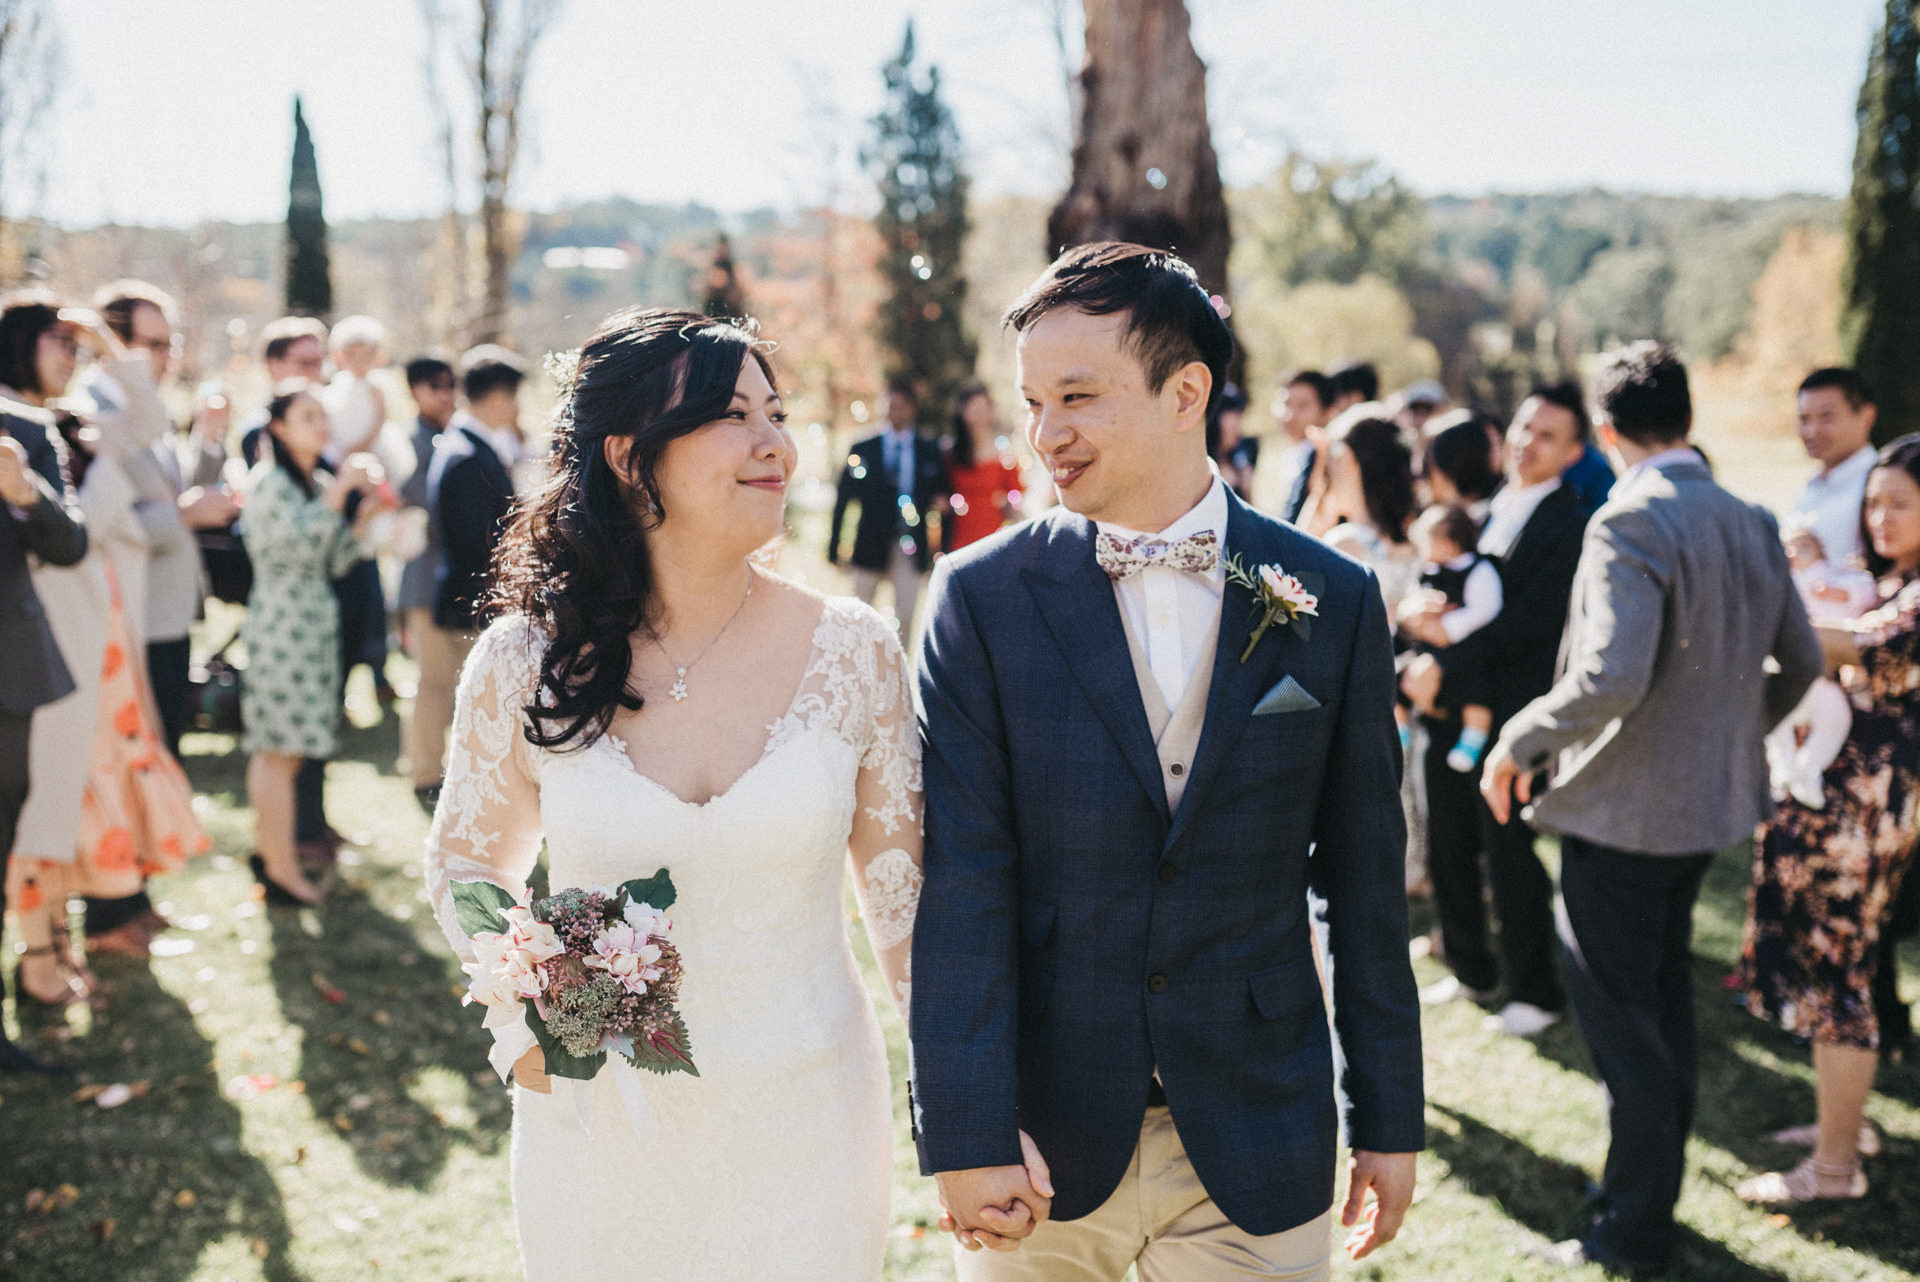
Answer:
[{"xmin": 31, "ymin": 0, "xmax": 1886, "ymax": 229}]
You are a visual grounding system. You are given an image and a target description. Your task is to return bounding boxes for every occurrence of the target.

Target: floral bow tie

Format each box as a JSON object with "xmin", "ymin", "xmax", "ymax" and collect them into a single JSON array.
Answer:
[{"xmin": 1095, "ymin": 529, "xmax": 1221, "ymax": 580}]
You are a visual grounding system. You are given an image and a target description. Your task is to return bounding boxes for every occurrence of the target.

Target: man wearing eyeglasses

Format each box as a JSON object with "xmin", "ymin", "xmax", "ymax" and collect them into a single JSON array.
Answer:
[{"xmin": 91, "ymin": 282, "xmax": 237, "ymax": 757}]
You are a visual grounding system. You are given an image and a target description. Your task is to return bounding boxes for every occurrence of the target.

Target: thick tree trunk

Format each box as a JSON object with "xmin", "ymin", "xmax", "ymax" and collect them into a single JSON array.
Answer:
[{"xmin": 1048, "ymin": 0, "xmax": 1231, "ymax": 296}]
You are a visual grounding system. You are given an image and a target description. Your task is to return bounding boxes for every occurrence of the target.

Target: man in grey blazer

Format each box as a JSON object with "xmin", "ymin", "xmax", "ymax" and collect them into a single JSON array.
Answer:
[{"xmin": 1483, "ymin": 342, "xmax": 1822, "ymax": 1274}]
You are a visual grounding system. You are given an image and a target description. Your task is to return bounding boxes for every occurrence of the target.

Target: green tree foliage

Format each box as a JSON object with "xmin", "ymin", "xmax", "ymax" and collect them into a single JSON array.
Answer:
[
  {"xmin": 1237, "ymin": 151, "xmax": 1425, "ymax": 288},
  {"xmin": 865, "ymin": 20, "xmax": 975, "ymax": 416},
  {"xmin": 1843, "ymin": 0, "xmax": 1920, "ymax": 443},
  {"xmin": 285, "ymin": 97, "xmax": 332, "ymax": 319}
]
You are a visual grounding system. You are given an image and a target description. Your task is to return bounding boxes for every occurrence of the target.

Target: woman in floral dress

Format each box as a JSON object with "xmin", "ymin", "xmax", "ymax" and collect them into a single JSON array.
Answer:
[
  {"xmin": 1738, "ymin": 433, "xmax": 1920, "ymax": 1203},
  {"xmin": 240, "ymin": 381, "xmax": 392, "ymax": 904}
]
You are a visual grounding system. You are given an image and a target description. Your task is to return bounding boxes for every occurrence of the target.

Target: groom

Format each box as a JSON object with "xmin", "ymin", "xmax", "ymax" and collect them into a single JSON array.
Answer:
[{"xmin": 911, "ymin": 242, "xmax": 1423, "ymax": 1280}]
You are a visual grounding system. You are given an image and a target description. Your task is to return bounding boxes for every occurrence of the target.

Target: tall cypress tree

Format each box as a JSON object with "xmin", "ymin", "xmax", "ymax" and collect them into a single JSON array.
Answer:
[
  {"xmin": 702, "ymin": 232, "xmax": 747, "ymax": 319},
  {"xmin": 1843, "ymin": 1, "xmax": 1920, "ymax": 443},
  {"xmin": 865, "ymin": 21, "xmax": 976, "ymax": 419},
  {"xmin": 285, "ymin": 97, "xmax": 333, "ymax": 319}
]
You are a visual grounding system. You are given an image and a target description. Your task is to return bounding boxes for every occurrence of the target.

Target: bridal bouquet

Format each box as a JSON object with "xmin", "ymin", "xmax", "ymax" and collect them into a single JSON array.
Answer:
[{"xmin": 452, "ymin": 870, "xmax": 698, "ymax": 1082}]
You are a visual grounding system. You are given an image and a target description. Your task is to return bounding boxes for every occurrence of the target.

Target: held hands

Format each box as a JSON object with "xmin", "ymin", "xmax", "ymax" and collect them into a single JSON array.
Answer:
[
  {"xmin": 1341, "ymin": 1150, "xmax": 1417, "ymax": 1260},
  {"xmin": 0, "ymin": 435, "xmax": 41, "ymax": 508},
  {"xmin": 935, "ymin": 1130, "xmax": 1054, "ymax": 1252}
]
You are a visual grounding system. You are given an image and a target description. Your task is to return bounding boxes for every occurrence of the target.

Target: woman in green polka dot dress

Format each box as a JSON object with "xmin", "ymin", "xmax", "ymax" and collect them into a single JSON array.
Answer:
[{"xmin": 240, "ymin": 381, "xmax": 395, "ymax": 904}]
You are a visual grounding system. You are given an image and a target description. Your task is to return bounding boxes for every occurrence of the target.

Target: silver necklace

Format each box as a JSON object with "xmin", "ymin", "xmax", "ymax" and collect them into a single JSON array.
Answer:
[{"xmin": 653, "ymin": 568, "xmax": 755, "ymax": 703}]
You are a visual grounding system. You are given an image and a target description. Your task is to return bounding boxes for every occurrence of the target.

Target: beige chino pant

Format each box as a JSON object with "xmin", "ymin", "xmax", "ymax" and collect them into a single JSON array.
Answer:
[
  {"xmin": 955, "ymin": 1106, "xmax": 1332, "ymax": 1282},
  {"xmin": 851, "ymin": 545, "xmax": 927, "ymax": 641},
  {"xmin": 403, "ymin": 608, "xmax": 476, "ymax": 789}
]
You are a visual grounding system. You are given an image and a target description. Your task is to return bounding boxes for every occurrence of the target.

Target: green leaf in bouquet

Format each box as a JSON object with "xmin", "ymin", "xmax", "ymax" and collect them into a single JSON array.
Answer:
[
  {"xmin": 623, "ymin": 1012, "xmax": 699, "ymax": 1078},
  {"xmin": 451, "ymin": 879, "xmax": 517, "ymax": 939},
  {"xmin": 617, "ymin": 868, "xmax": 677, "ymax": 913},
  {"xmin": 523, "ymin": 1002, "xmax": 607, "ymax": 1082}
]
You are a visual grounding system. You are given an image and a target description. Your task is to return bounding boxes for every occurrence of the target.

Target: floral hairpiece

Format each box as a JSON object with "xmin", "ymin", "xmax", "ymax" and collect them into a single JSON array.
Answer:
[{"xmin": 543, "ymin": 347, "xmax": 582, "ymax": 398}]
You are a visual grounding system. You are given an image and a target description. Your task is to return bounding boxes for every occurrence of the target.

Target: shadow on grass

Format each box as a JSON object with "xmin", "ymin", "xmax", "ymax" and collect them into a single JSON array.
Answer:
[
  {"xmin": 1429, "ymin": 1104, "xmax": 1793, "ymax": 1281},
  {"xmin": 1460, "ymin": 840, "xmax": 1920, "ymax": 1272},
  {"xmin": 259, "ymin": 873, "xmax": 511, "ymax": 1190},
  {"xmin": 0, "ymin": 960, "xmax": 305, "ymax": 1282}
]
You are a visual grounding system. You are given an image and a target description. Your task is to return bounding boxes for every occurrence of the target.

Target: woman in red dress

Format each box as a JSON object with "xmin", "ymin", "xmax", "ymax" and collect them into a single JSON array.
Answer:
[{"xmin": 942, "ymin": 381, "xmax": 1022, "ymax": 553}]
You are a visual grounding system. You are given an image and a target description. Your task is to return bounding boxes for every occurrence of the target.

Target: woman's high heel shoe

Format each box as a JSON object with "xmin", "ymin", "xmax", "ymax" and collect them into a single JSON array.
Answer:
[
  {"xmin": 17, "ymin": 944, "xmax": 91, "ymax": 1009},
  {"xmin": 249, "ymin": 853, "xmax": 324, "ymax": 907}
]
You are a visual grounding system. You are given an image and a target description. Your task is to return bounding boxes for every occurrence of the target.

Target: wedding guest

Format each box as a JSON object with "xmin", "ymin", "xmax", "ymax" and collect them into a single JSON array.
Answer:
[
  {"xmin": 1272, "ymin": 369, "xmax": 1333, "ymax": 524},
  {"xmin": 828, "ymin": 378, "xmax": 950, "ymax": 633},
  {"xmin": 1789, "ymin": 367, "xmax": 1878, "ymax": 568},
  {"xmin": 1482, "ymin": 343, "xmax": 1821, "ymax": 1274},
  {"xmin": 1779, "ymin": 368, "xmax": 1912, "ymax": 1049},
  {"xmin": 1327, "ymin": 360, "xmax": 1379, "ymax": 417},
  {"xmin": 1402, "ymin": 390, "xmax": 1593, "ymax": 1039},
  {"xmin": 1206, "ymin": 382, "xmax": 1257, "ymax": 500},
  {"xmin": 240, "ymin": 382, "xmax": 392, "ymax": 905},
  {"xmin": 238, "ymin": 317, "xmax": 336, "ymax": 861},
  {"xmin": 1421, "ymin": 410, "xmax": 1501, "ymax": 519},
  {"xmin": 95, "ymin": 281, "xmax": 237, "ymax": 754},
  {"xmin": 942, "ymin": 380, "xmax": 1021, "ymax": 554},
  {"xmin": 398, "ymin": 354, "xmax": 457, "ymax": 807},
  {"xmin": 319, "ymin": 315, "xmax": 389, "ymax": 464},
  {"xmin": 419, "ymin": 345, "xmax": 524, "ymax": 800},
  {"xmin": 0, "ymin": 374, "xmax": 87, "ymax": 1073},
  {"xmin": 1305, "ymin": 409, "xmax": 1418, "ymax": 607},
  {"xmin": 239, "ymin": 317, "xmax": 329, "ymax": 465},
  {"xmin": 0, "ymin": 294, "xmax": 181, "ymax": 962},
  {"xmin": 1736, "ymin": 434, "xmax": 1920, "ymax": 1203},
  {"xmin": 1393, "ymin": 378, "xmax": 1447, "ymax": 438}
]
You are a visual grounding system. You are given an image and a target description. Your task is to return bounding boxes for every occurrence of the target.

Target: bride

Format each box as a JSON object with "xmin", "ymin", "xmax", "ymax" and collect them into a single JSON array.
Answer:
[{"xmin": 424, "ymin": 308, "xmax": 924, "ymax": 1280}]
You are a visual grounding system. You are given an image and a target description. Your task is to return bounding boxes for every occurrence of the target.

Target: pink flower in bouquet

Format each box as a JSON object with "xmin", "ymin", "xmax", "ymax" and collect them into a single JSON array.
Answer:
[
  {"xmin": 463, "ymin": 931, "xmax": 547, "ymax": 1024},
  {"xmin": 502, "ymin": 904, "xmax": 566, "ymax": 962},
  {"xmin": 585, "ymin": 919, "xmax": 666, "ymax": 996}
]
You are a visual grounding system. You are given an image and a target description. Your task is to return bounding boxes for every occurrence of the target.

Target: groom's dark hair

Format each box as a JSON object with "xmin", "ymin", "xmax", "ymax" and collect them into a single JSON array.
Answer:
[{"xmin": 1004, "ymin": 242, "xmax": 1235, "ymax": 416}]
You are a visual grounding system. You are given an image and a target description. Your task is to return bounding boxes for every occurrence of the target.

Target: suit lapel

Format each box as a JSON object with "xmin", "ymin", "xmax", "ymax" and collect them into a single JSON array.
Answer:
[
  {"xmin": 1022, "ymin": 516, "xmax": 1170, "ymax": 823},
  {"xmin": 1164, "ymin": 494, "xmax": 1290, "ymax": 853}
]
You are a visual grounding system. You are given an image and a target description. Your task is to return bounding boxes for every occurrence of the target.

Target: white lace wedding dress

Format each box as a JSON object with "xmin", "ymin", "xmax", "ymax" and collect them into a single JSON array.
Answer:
[{"xmin": 425, "ymin": 598, "xmax": 923, "ymax": 1282}]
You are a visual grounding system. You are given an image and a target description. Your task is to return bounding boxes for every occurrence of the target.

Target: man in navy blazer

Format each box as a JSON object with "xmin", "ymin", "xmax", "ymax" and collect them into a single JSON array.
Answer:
[{"xmin": 912, "ymin": 243, "xmax": 1422, "ymax": 1280}]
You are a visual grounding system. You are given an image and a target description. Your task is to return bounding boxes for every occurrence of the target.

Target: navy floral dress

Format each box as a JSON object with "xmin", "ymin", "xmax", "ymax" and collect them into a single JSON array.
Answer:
[{"xmin": 1742, "ymin": 573, "xmax": 1920, "ymax": 1050}]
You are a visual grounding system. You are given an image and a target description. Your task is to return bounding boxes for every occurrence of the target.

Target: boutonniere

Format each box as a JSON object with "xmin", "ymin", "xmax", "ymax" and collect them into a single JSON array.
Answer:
[{"xmin": 1222, "ymin": 553, "xmax": 1322, "ymax": 663}]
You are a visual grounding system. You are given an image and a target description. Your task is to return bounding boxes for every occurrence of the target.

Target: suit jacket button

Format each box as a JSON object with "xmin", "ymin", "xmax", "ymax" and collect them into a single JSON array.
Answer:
[
  {"xmin": 1169, "ymin": 762, "xmax": 1185, "ymax": 777},
  {"xmin": 1157, "ymin": 862, "xmax": 1177, "ymax": 885},
  {"xmin": 1147, "ymin": 973, "xmax": 1169, "ymax": 993}
]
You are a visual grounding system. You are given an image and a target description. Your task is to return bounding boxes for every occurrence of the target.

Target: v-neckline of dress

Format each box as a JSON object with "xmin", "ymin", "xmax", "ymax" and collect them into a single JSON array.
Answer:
[{"xmin": 596, "ymin": 599, "xmax": 833, "ymax": 809}]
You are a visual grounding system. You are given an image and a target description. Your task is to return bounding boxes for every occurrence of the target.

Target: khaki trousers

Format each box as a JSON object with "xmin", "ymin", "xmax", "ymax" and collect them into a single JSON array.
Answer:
[
  {"xmin": 403, "ymin": 608, "xmax": 475, "ymax": 789},
  {"xmin": 851, "ymin": 545, "xmax": 926, "ymax": 640},
  {"xmin": 955, "ymin": 1107, "xmax": 1332, "ymax": 1282}
]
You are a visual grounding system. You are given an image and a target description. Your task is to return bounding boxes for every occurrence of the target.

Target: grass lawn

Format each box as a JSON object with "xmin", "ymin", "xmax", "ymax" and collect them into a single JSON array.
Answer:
[{"xmin": 3, "ymin": 671, "xmax": 1917, "ymax": 1280}]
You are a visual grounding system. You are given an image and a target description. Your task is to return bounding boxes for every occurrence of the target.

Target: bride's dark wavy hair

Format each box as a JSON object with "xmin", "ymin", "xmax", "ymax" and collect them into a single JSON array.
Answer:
[{"xmin": 488, "ymin": 307, "xmax": 775, "ymax": 751}]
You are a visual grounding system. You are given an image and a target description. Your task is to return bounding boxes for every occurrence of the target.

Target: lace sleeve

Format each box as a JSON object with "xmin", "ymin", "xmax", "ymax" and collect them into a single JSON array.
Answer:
[
  {"xmin": 423, "ymin": 618, "xmax": 547, "ymax": 963},
  {"xmin": 845, "ymin": 608, "xmax": 925, "ymax": 1012}
]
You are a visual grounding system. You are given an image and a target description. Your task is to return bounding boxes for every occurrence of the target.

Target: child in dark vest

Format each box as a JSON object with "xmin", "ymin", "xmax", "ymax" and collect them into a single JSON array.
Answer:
[{"xmin": 1397, "ymin": 504, "xmax": 1503, "ymax": 771}]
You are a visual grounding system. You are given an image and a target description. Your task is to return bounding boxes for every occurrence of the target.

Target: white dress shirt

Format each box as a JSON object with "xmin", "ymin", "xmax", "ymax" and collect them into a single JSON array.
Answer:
[
  {"xmin": 1479, "ymin": 476, "xmax": 1562, "ymax": 560},
  {"xmin": 1790, "ymin": 443, "xmax": 1876, "ymax": 569},
  {"xmin": 1437, "ymin": 554, "xmax": 1505, "ymax": 644},
  {"xmin": 1096, "ymin": 478, "xmax": 1229, "ymax": 711}
]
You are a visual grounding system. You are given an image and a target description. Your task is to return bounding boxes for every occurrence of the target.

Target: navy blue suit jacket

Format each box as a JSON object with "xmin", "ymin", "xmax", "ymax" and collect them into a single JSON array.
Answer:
[
  {"xmin": 426, "ymin": 423, "xmax": 514, "ymax": 632},
  {"xmin": 910, "ymin": 491, "xmax": 1423, "ymax": 1236}
]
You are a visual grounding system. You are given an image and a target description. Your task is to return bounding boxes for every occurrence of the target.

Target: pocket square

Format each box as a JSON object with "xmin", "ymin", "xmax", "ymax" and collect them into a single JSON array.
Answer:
[{"xmin": 1253, "ymin": 675, "xmax": 1321, "ymax": 715}]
